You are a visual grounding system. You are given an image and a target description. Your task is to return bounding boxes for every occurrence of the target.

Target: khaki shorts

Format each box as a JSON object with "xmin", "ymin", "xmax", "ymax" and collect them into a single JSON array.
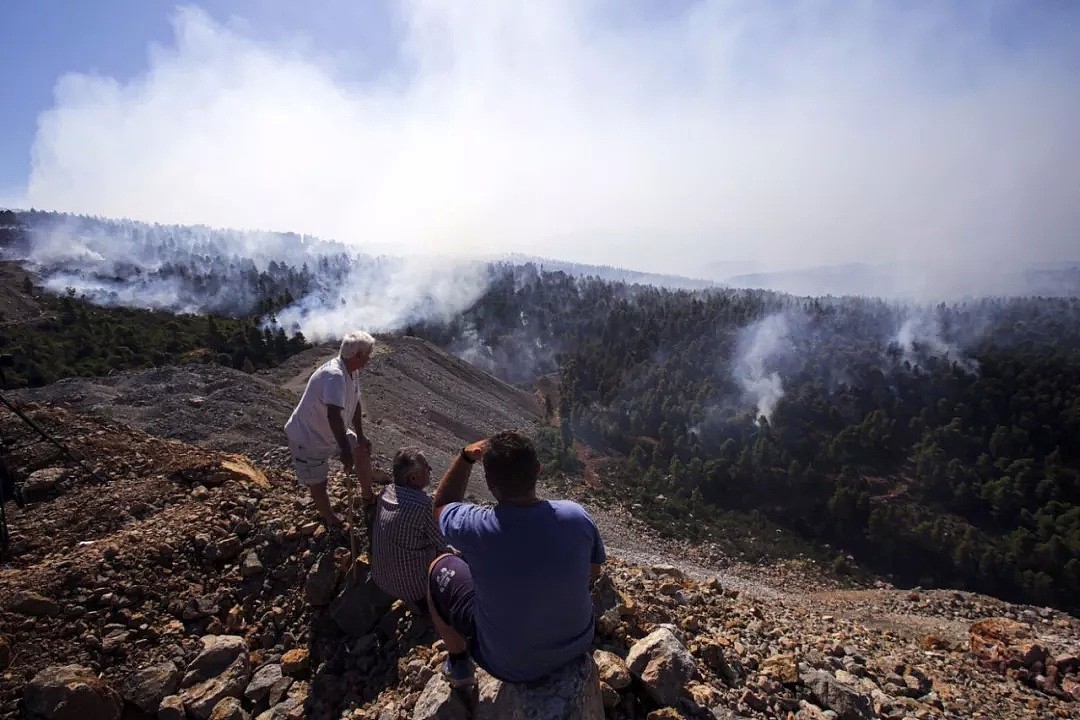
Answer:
[{"xmin": 289, "ymin": 431, "xmax": 359, "ymax": 487}]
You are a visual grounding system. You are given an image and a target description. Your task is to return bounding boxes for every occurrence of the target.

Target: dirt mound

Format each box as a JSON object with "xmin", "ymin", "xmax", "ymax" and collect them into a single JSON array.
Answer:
[
  {"xmin": 16, "ymin": 336, "xmax": 541, "ymax": 477},
  {"xmin": 12, "ymin": 364, "xmax": 297, "ymax": 456}
]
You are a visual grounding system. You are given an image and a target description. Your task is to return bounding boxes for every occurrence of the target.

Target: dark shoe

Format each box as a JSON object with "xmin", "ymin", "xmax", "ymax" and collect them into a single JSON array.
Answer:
[{"xmin": 442, "ymin": 655, "xmax": 475, "ymax": 688}]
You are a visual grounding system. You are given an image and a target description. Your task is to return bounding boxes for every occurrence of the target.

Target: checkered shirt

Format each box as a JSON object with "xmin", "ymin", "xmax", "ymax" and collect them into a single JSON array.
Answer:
[{"xmin": 371, "ymin": 484, "xmax": 449, "ymax": 603}]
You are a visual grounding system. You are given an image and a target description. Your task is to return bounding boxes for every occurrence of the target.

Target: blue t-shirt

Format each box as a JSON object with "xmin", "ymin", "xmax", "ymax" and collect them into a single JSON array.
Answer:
[{"xmin": 439, "ymin": 499, "xmax": 606, "ymax": 682}]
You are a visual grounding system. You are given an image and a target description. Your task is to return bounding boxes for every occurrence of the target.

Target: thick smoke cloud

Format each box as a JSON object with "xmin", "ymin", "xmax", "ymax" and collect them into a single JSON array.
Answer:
[
  {"xmin": 16, "ymin": 2, "xmax": 1080, "ymax": 294},
  {"xmin": 274, "ymin": 256, "xmax": 488, "ymax": 340},
  {"xmin": 8, "ymin": 213, "xmax": 489, "ymax": 339}
]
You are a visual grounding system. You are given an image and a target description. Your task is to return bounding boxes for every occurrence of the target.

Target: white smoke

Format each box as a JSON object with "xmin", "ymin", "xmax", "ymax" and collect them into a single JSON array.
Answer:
[
  {"xmin": 15, "ymin": 2, "xmax": 1080, "ymax": 289},
  {"xmin": 892, "ymin": 311, "xmax": 979, "ymax": 374},
  {"xmin": 734, "ymin": 313, "xmax": 795, "ymax": 422},
  {"xmin": 7, "ymin": 213, "xmax": 489, "ymax": 338},
  {"xmin": 275, "ymin": 255, "xmax": 488, "ymax": 341}
]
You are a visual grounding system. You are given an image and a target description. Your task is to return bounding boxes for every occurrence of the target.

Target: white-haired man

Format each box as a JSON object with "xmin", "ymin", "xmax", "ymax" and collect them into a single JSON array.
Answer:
[{"xmin": 285, "ymin": 331, "xmax": 376, "ymax": 527}]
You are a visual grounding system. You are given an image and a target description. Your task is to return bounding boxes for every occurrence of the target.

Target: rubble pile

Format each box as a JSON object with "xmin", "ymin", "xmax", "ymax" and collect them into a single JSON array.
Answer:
[{"xmin": 1, "ymin": 404, "xmax": 1078, "ymax": 720}]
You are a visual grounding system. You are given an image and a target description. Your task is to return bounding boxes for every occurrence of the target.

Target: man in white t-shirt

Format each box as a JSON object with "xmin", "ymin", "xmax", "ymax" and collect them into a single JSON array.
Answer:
[{"xmin": 284, "ymin": 331, "xmax": 376, "ymax": 527}]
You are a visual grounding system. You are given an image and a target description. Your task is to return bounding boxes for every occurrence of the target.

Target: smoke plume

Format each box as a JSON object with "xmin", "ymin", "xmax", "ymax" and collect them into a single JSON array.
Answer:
[
  {"xmin": 10, "ymin": 2, "xmax": 1080, "ymax": 292},
  {"xmin": 733, "ymin": 313, "xmax": 796, "ymax": 422}
]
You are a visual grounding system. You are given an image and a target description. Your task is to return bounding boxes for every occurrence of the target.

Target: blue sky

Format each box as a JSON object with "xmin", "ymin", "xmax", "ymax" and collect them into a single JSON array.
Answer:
[
  {"xmin": 0, "ymin": 1, "xmax": 405, "ymax": 194},
  {"xmin": 2, "ymin": 1, "xmax": 1078, "ymax": 285}
]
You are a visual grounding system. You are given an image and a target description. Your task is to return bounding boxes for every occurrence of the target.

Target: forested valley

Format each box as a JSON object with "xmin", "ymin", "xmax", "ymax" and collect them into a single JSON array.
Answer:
[
  {"xmin": 3, "ymin": 210, "xmax": 1079, "ymax": 612},
  {"xmin": 416, "ymin": 267, "xmax": 1080, "ymax": 613}
]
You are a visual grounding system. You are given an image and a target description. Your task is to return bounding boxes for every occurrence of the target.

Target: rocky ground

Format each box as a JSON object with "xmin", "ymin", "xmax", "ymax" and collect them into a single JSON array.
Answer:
[{"xmin": 1, "ymin": 337, "xmax": 1078, "ymax": 719}]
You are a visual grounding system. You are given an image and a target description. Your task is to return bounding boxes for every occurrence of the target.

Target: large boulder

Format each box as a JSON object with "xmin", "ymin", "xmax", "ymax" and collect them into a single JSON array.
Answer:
[
  {"xmin": 183, "ymin": 635, "xmax": 248, "ymax": 687},
  {"xmin": 120, "ymin": 661, "xmax": 182, "ymax": 714},
  {"xmin": 244, "ymin": 664, "xmax": 284, "ymax": 709},
  {"xmin": 180, "ymin": 654, "xmax": 252, "ymax": 720},
  {"xmin": 626, "ymin": 625, "xmax": 697, "ymax": 706},
  {"xmin": 9, "ymin": 590, "xmax": 61, "ymax": 617},
  {"xmin": 800, "ymin": 670, "xmax": 873, "ymax": 720},
  {"xmin": 209, "ymin": 696, "xmax": 250, "ymax": 720},
  {"xmin": 760, "ymin": 653, "xmax": 799, "ymax": 685},
  {"xmin": 158, "ymin": 695, "xmax": 185, "ymax": 720},
  {"xmin": 473, "ymin": 654, "xmax": 603, "ymax": 720},
  {"xmin": 304, "ymin": 551, "xmax": 340, "ymax": 606},
  {"xmin": 412, "ymin": 675, "xmax": 470, "ymax": 720},
  {"xmin": 969, "ymin": 618, "xmax": 1048, "ymax": 672},
  {"xmin": 23, "ymin": 664, "xmax": 123, "ymax": 720},
  {"xmin": 24, "ymin": 467, "xmax": 66, "ymax": 496},
  {"xmin": 280, "ymin": 649, "xmax": 309, "ymax": 678},
  {"xmin": 253, "ymin": 694, "xmax": 306, "ymax": 720}
]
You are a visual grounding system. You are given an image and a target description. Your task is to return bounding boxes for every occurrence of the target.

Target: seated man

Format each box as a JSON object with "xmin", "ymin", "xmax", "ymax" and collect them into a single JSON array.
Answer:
[
  {"xmin": 371, "ymin": 447, "xmax": 449, "ymax": 610},
  {"xmin": 284, "ymin": 331, "xmax": 376, "ymax": 527},
  {"xmin": 428, "ymin": 430, "xmax": 606, "ymax": 686}
]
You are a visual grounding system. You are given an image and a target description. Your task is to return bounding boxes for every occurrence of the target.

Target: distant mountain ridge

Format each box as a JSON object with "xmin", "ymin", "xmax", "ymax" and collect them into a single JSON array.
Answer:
[
  {"xmin": 498, "ymin": 252, "xmax": 718, "ymax": 291},
  {"xmin": 724, "ymin": 261, "xmax": 1080, "ymax": 298}
]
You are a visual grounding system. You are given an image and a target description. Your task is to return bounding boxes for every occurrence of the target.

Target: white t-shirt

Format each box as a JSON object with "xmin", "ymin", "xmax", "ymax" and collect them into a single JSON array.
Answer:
[{"xmin": 284, "ymin": 356, "xmax": 361, "ymax": 455}]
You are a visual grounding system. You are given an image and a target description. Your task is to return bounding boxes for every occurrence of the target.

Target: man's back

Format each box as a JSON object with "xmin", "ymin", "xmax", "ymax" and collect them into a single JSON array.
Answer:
[
  {"xmin": 440, "ymin": 499, "xmax": 605, "ymax": 682},
  {"xmin": 372, "ymin": 484, "xmax": 446, "ymax": 603},
  {"xmin": 284, "ymin": 357, "xmax": 358, "ymax": 453}
]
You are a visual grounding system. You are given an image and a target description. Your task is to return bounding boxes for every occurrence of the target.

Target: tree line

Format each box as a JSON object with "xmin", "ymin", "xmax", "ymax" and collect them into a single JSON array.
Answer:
[{"xmin": 416, "ymin": 266, "xmax": 1080, "ymax": 612}]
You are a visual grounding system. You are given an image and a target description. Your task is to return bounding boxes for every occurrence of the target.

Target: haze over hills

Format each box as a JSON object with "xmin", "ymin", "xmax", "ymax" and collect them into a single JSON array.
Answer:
[
  {"xmin": 0, "ymin": 207, "xmax": 1078, "ymax": 715},
  {"xmin": 2, "ymin": 207, "xmax": 1079, "ymax": 618},
  {"xmin": 723, "ymin": 261, "xmax": 1080, "ymax": 299}
]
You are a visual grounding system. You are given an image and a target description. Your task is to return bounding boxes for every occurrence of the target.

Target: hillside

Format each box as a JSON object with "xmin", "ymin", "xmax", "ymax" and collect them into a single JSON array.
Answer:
[
  {"xmin": 1, "ymin": 340, "xmax": 1079, "ymax": 719},
  {"xmin": 14, "ymin": 335, "xmax": 541, "ymax": 494}
]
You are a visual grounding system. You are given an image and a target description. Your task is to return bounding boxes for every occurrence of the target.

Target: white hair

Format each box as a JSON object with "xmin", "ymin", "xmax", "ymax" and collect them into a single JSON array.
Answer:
[{"xmin": 340, "ymin": 331, "xmax": 375, "ymax": 360}]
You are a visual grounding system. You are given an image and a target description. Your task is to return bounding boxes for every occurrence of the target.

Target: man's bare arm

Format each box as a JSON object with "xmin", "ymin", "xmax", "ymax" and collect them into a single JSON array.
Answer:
[{"xmin": 433, "ymin": 440, "xmax": 487, "ymax": 521}]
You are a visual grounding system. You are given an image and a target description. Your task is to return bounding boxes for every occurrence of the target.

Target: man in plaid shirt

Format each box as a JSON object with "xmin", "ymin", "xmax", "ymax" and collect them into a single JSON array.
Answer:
[{"xmin": 371, "ymin": 447, "xmax": 449, "ymax": 607}]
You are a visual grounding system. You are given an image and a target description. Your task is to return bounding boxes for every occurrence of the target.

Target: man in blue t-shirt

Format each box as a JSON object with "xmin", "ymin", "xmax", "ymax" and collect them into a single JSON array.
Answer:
[{"xmin": 427, "ymin": 430, "xmax": 606, "ymax": 686}]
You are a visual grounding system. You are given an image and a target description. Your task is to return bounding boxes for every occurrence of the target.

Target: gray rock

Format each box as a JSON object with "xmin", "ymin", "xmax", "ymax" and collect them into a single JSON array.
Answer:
[
  {"xmin": 473, "ymin": 654, "xmax": 603, "ymax": 720},
  {"xmin": 626, "ymin": 625, "xmax": 697, "ymax": 706},
  {"xmin": 253, "ymin": 695, "xmax": 306, "ymax": 720},
  {"xmin": 209, "ymin": 696, "xmax": 250, "ymax": 720},
  {"xmin": 800, "ymin": 670, "xmax": 874, "ymax": 720},
  {"xmin": 121, "ymin": 661, "xmax": 182, "ymax": 714},
  {"xmin": 241, "ymin": 551, "xmax": 265, "ymax": 578},
  {"xmin": 180, "ymin": 654, "xmax": 252, "ymax": 720},
  {"xmin": 244, "ymin": 663, "xmax": 283, "ymax": 708},
  {"xmin": 24, "ymin": 467, "xmax": 65, "ymax": 495},
  {"xmin": 304, "ymin": 551, "xmax": 340, "ymax": 606},
  {"xmin": 24, "ymin": 664, "xmax": 123, "ymax": 720},
  {"xmin": 158, "ymin": 694, "xmax": 185, "ymax": 720},
  {"xmin": 10, "ymin": 590, "xmax": 61, "ymax": 617},
  {"xmin": 215, "ymin": 536, "xmax": 243, "ymax": 562},
  {"xmin": 412, "ymin": 675, "xmax": 469, "ymax": 720},
  {"xmin": 266, "ymin": 676, "xmax": 293, "ymax": 707},
  {"xmin": 183, "ymin": 635, "xmax": 247, "ymax": 687}
]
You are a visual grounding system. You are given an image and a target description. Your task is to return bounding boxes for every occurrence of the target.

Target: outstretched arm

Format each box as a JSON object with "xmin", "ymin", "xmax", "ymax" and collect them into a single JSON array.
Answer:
[{"xmin": 433, "ymin": 440, "xmax": 488, "ymax": 521}]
